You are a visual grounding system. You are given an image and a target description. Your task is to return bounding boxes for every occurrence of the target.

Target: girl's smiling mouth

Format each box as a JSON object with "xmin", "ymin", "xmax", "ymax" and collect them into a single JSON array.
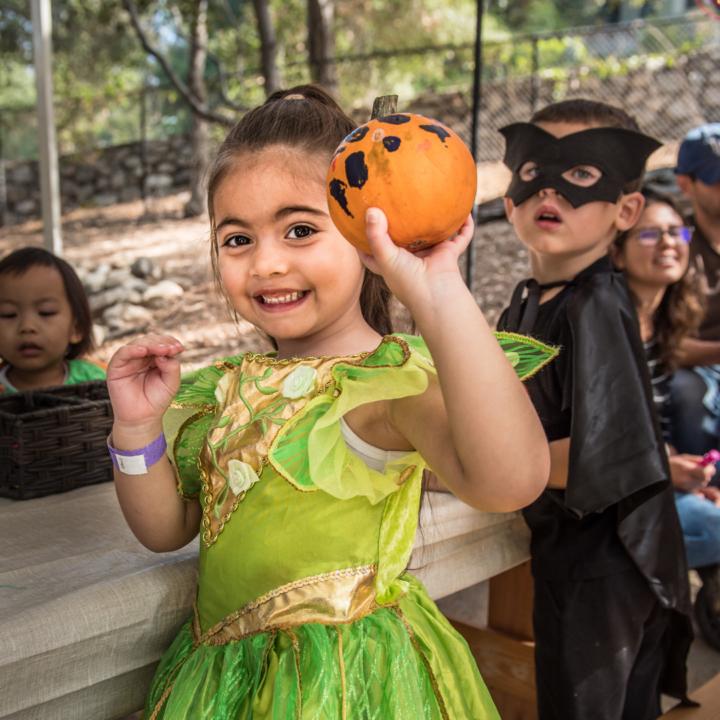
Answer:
[{"xmin": 254, "ymin": 290, "xmax": 309, "ymax": 312}]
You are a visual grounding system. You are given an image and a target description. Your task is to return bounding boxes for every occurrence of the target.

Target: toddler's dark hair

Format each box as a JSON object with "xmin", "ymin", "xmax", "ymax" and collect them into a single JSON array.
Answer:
[
  {"xmin": 0, "ymin": 247, "xmax": 95, "ymax": 359},
  {"xmin": 531, "ymin": 98, "xmax": 646, "ymax": 193},
  {"xmin": 206, "ymin": 84, "xmax": 393, "ymax": 339}
]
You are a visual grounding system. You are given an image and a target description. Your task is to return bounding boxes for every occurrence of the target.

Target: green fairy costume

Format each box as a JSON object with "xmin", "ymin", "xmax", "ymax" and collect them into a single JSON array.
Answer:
[{"xmin": 148, "ymin": 333, "xmax": 556, "ymax": 720}]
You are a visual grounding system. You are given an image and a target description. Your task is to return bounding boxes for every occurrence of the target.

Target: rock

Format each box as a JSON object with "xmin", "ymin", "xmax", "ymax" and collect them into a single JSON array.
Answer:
[
  {"xmin": 174, "ymin": 168, "xmax": 192, "ymax": 184},
  {"xmin": 102, "ymin": 303, "xmax": 153, "ymax": 331},
  {"xmin": 164, "ymin": 275, "xmax": 193, "ymax": 291},
  {"xmin": 146, "ymin": 174, "xmax": 173, "ymax": 191},
  {"xmin": 6, "ymin": 185, "xmax": 28, "ymax": 203},
  {"xmin": 157, "ymin": 161, "xmax": 176, "ymax": 173},
  {"xmin": 93, "ymin": 324, "xmax": 107, "ymax": 347},
  {"xmin": 74, "ymin": 164, "xmax": 95, "ymax": 184},
  {"xmin": 111, "ymin": 170, "xmax": 126, "ymax": 190},
  {"xmin": 142, "ymin": 280, "xmax": 184, "ymax": 308},
  {"xmin": 131, "ymin": 257, "xmax": 155, "ymax": 279},
  {"xmin": 120, "ymin": 277, "xmax": 149, "ymax": 294},
  {"xmin": 15, "ymin": 199, "xmax": 37, "ymax": 215},
  {"xmin": 11, "ymin": 164, "xmax": 34, "ymax": 185},
  {"xmin": 83, "ymin": 263, "xmax": 111, "ymax": 293},
  {"xmin": 89, "ymin": 285, "xmax": 137, "ymax": 313},
  {"xmin": 103, "ymin": 267, "xmax": 133, "ymax": 290},
  {"xmin": 123, "ymin": 155, "xmax": 142, "ymax": 170},
  {"xmin": 94, "ymin": 192, "xmax": 119, "ymax": 207},
  {"xmin": 120, "ymin": 187, "xmax": 142, "ymax": 203}
]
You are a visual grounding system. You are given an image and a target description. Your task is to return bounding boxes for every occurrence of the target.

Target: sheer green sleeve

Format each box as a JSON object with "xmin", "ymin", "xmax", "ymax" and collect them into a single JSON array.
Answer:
[{"xmin": 162, "ymin": 359, "xmax": 242, "ymax": 501}]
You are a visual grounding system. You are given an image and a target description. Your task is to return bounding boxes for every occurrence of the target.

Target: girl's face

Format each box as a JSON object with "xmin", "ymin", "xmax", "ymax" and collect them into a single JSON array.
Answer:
[
  {"xmin": 0, "ymin": 265, "xmax": 81, "ymax": 371},
  {"xmin": 214, "ymin": 149, "xmax": 367, "ymax": 349},
  {"xmin": 612, "ymin": 202, "xmax": 690, "ymax": 290}
]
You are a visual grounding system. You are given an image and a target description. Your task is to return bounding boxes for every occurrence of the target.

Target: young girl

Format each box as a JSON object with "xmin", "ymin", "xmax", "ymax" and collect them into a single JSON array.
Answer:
[
  {"xmin": 0, "ymin": 247, "xmax": 105, "ymax": 393},
  {"xmin": 611, "ymin": 190, "xmax": 720, "ymax": 575},
  {"xmin": 107, "ymin": 85, "xmax": 553, "ymax": 720}
]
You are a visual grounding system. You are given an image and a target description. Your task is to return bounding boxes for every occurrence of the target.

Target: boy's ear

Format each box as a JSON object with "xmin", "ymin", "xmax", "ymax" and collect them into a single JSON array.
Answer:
[
  {"xmin": 504, "ymin": 197, "xmax": 516, "ymax": 224},
  {"xmin": 614, "ymin": 191, "xmax": 645, "ymax": 232},
  {"xmin": 608, "ymin": 242, "xmax": 625, "ymax": 270}
]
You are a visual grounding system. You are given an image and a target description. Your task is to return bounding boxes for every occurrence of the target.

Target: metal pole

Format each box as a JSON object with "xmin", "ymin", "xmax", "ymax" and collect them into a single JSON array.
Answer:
[
  {"xmin": 531, "ymin": 37, "xmax": 539, "ymax": 114},
  {"xmin": 31, "ymin": 0, "xmax": 62, "ymax": 256},
  {"xmin": 467, "ymin": 0, "xmax": 483, "ymax": 291},
  {"xmin": 140, "ymin": 83, "xmax": 148, "ymax": 201}
]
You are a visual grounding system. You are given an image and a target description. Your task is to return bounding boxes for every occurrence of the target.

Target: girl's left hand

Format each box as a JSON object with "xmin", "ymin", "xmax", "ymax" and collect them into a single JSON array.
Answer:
[{"xmin": 359, "ymin": 208, "xmax": 474, "ymax": 312}]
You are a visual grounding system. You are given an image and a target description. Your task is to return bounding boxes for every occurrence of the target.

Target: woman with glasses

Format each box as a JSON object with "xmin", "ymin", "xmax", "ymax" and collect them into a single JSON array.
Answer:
[{"xmin": 612, "ymin": 189, "xmax": 720, "ymax": 649}]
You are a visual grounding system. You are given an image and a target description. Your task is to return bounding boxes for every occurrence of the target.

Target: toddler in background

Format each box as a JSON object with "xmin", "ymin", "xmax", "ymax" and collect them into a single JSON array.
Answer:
[{"xmin": 0, "ymin": 247, "xmax": 106, "ymax": 393}]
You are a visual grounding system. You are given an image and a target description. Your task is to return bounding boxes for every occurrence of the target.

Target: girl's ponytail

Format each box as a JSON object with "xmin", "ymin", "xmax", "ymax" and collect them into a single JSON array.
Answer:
[{"xmin": 208, "ymin": 84, "xmax": 394, "ymax": 338}]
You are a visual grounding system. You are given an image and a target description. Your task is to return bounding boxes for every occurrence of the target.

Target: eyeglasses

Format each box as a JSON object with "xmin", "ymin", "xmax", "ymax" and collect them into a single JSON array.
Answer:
[{"xmin": 631, "ymin": 226, "xmax": 694, "ymax": 246}]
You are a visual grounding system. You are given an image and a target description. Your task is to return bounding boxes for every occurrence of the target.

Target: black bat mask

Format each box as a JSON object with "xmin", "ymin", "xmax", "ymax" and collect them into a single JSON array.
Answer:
[{"xmin": 500, "ymin": 123, "xmax": 662, "ymax": 208}]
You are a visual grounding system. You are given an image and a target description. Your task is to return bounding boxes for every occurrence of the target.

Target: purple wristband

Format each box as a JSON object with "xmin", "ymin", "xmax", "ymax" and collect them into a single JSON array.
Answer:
[{"xmin": 108, "ymin": 432, "xmax": 167, "ymax": 475}]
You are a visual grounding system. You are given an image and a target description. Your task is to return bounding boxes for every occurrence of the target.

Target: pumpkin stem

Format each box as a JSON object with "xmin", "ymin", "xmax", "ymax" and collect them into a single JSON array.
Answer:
[{"xmin": 371, "ymin": 95, "xmax": 398, "ymax": 120}]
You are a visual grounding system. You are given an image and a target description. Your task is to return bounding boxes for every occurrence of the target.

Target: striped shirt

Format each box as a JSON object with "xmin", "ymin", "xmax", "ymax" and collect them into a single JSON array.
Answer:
[{"xmin": 644, "ymin": 337, "xmax": 672, "ymax": 443}]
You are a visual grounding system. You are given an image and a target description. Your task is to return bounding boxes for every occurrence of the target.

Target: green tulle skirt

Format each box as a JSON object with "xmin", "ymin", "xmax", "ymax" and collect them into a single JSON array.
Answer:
[{"xmin": 143, "ymin": 575, "xmax": 499, "ymax": 720}]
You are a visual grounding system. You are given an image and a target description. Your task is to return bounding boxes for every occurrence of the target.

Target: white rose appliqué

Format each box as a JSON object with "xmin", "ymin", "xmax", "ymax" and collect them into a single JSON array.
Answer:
[
  {"xmin": 227, "ymin": 459, "xmax": 260, "ymax": 496},
  {"xmin": 282, "ymin": 366, "xmax": 318, "ymax": 399}
]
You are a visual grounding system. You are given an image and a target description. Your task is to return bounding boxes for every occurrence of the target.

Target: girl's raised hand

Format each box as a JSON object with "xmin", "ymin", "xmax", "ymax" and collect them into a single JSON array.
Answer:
[
  {"xmin": 359, "ymin": 208, "xmax": 474, "ymax": 313},
  {"xmin": 107, "ymin": 335, "xmax": 184, "ymax": 431}
]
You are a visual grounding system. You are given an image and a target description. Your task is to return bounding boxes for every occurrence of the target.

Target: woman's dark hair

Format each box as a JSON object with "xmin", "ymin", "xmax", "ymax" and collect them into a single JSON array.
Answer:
[
  {"xmin": 207, "ymin": 84, "xmax": 393, "ymax": 339},
  {"xmin": 614, "ymin": 189, "xmax": 704, "ymax": 371},
  {"xmin": 0, "ymin": 247, "xmax": 95, "ymax": 359}
]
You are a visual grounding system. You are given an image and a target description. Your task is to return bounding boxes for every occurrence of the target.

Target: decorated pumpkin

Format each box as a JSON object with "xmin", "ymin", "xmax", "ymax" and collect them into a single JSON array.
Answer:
[{"xmin": 326, "ymin": 113, "xmax": 477, "ymax": 254}]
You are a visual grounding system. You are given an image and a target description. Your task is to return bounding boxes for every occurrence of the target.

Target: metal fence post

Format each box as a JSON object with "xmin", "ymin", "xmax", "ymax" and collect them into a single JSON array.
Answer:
[
  {"xmin": 531, "ymin": 37, "xmax": 540, "ymax": 114},
  {"xmin": 140, "ymin": 83, "xmax": 148, "ymax": 201},
  {"xmin": 467, "ymin": 0, "xmax": 484, "ymax": 293}
]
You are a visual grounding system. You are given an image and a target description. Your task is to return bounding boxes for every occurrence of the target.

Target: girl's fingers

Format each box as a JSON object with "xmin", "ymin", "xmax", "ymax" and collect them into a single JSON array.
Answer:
[
  {"xmin": 449, "ymin": 214, "xmax": 475, "ymax": 253},
  {"xmin": 364, "ymin": 208, "xmax": 402, "ymax": 267}
]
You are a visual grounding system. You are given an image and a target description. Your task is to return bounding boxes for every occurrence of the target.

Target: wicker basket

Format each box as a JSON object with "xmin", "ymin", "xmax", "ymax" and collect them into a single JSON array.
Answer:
[{"xmin": 0, "ymin": 381, "xmax": 114, "ymax": 500}]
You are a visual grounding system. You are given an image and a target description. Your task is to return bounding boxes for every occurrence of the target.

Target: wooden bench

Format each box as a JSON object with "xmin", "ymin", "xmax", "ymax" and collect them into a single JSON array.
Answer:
[{"xmin": 663, "ymin": 673, "xmax": 720, "ymax": 719}]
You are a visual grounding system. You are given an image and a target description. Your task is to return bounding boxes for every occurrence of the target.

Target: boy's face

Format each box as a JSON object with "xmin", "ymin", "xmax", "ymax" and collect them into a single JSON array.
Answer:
[{"xmin": 504, "ymin": 121, "xmax": 644, "ymax": 262}]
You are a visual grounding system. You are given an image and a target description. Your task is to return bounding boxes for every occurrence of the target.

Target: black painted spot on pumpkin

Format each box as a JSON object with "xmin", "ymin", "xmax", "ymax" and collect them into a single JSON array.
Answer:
[
  {"xmin": 328, "ymin": 179, "xmax": 353, "ymax": 218},
  {"xmin": 419, "ymin": 124, "xmax": 451, "ymax": 143},
  {"xmin": 345, "ymin": 152, "xmax": 368, "ymax": 189},
  {"xmin": 344, "ymin": 126, "xmax": 369, "ymax": 143},
  {"xmin": 378, "ymin": 114, "xmax": 411, "ymax": 125},
  {"xmin": 382, "ymin": 136, "xmax": 401, "ymax": 152},
  {"xmin": 332, "ymin": 145, "xmax": 347, "ymax": 159}
]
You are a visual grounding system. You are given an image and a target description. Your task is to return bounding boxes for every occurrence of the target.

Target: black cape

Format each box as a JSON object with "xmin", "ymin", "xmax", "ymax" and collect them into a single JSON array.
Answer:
[{"xmin": 498, "ymin": 257, "xmax": 692, "ymax": 699}]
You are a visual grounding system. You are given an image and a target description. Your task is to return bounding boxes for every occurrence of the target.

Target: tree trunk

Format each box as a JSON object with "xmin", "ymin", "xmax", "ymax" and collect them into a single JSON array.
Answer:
[
  {"xmin": 307, "ymin": 0, "xmax": 336, "ymax": 94},
  {"xmin": 184, "ymin": 0, "xmax": 210, "ymax": 217},
  {"xmin": 252, "ymin": 0, "xmax": 279, "ymax": 96}
]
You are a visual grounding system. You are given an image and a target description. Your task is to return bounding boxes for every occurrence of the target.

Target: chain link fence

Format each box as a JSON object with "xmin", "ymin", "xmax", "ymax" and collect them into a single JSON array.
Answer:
[{"xmin": 1, "ymin": 12, "xmax": 718, "ymax": 222}]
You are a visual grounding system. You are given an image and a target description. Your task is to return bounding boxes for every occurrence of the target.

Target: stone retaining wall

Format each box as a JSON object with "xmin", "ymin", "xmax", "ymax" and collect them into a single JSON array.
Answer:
[
  {"xmin": 3, "ymin": 46, "xmax": 720, "ymax": 225},
  {"xmin": 2, "ymin": 134, "xmax": 193, "ymax": 224}
]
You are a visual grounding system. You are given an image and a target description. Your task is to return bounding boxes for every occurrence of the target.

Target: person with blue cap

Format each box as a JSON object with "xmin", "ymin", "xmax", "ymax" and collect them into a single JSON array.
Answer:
[
  {"xmin": 673, "ymin": 124, "xmax": 720, "ymax": 464},
  {"xmin": 672, "ymin": 123, "xmax": 720, "ymax": 647}
]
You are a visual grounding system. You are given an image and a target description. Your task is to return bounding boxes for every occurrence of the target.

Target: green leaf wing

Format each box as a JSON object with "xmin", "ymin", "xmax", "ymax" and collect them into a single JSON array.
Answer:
[{"xmin": 494, "ymin": 331, "xmax": 558, "ymax": 381}]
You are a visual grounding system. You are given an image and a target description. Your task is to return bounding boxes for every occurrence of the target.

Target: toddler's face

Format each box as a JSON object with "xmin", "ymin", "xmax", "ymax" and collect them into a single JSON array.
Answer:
[
  {"xmin": 213, "ymin": 149, "xmax": 366, "ymax": 346},
  {"xmin": 505, "ymin": 121, "xmax": 636, "ymax": 260},
  {"xmin": 0, "ymin": 265, "xmax": 81, "ymax": 372}
]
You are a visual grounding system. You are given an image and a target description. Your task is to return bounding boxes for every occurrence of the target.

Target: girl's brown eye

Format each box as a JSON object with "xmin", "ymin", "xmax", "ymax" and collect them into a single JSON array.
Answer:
[
  {"xmin": 288, "ymin": 225, "xmax": 316, "ymax": 240},
  {"xmin": 224, "ymin": 235, "xmax": 251, "ymax": 248}
]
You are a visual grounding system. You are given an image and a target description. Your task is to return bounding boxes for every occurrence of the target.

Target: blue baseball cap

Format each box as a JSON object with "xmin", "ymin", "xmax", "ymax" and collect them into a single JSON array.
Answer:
[{"xmin": 676, "ymin": 124, "xmax": 720, "ymax": 185}]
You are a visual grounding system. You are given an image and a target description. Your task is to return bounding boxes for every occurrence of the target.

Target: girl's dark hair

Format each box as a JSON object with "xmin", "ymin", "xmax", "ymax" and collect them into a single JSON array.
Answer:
[
  {"xmin": 0, "ymin": 247, "xmax": 95, "ymax": 359},
  {"xmin": 207, "ymin": 84, "xmax": 393, "ymax": 340},
  {"xmin": 614, "ymin": 189, "xmax": 704, "ymax": 371}
]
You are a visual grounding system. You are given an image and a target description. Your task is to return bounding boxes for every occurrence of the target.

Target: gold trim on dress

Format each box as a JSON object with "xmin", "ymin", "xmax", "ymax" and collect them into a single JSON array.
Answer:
[{"xmin": 193, "ymin": 564, "xmax": 385, "ymax": 645}]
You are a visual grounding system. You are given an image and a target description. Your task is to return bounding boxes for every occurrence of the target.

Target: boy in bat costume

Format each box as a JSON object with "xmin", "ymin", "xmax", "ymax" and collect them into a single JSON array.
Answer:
[{"xmin": 497, "ymin": 99, "xmax": 694, "ymax": 720}]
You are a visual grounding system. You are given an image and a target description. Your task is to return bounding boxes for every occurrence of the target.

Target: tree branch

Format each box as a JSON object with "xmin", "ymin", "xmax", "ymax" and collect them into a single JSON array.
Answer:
[{"xmin": 122, "ymin": 0, "xmax": 234, "ymax": 126}]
